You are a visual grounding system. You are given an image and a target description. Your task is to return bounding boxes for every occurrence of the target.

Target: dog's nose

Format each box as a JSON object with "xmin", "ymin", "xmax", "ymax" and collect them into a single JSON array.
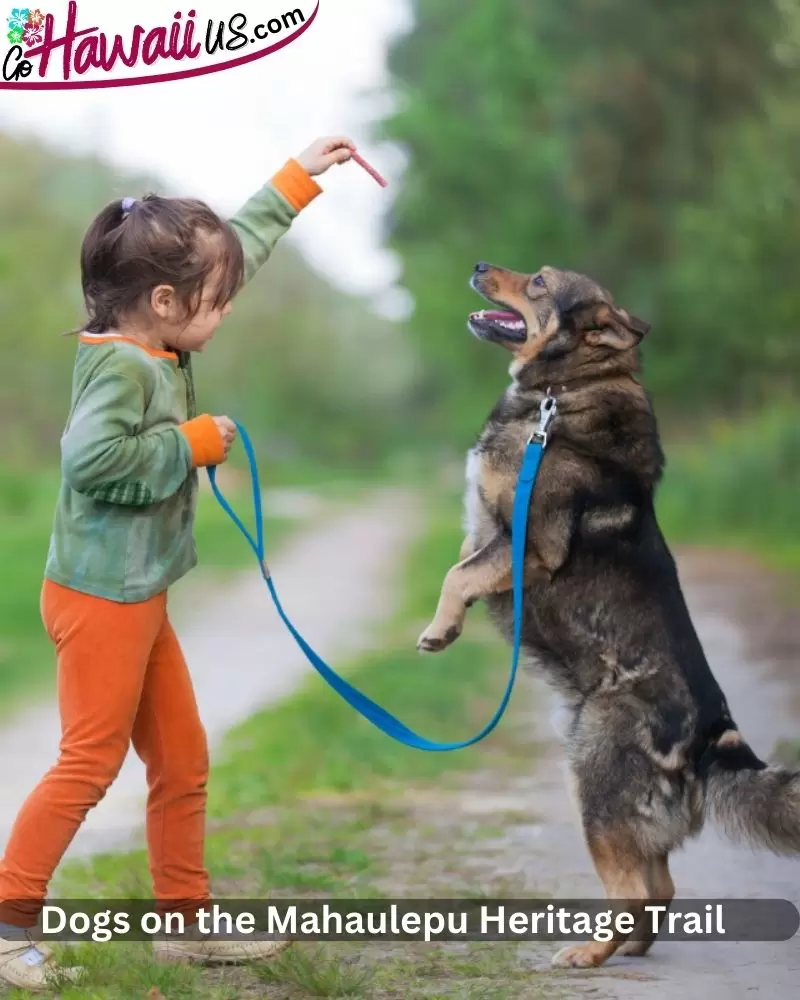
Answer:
[{"xmin": 474, "ymin": 261, "xmax": 491, "ymax": 274}]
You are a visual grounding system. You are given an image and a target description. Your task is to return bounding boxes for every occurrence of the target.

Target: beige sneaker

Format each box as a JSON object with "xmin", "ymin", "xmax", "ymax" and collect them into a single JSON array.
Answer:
[
  {"xmin": 152, "ymin": 924, "xmax": 292, "ymax": 966},
  {"xmin": 0, "ymin": 934, "xmax": 84, "ymax": 993}
]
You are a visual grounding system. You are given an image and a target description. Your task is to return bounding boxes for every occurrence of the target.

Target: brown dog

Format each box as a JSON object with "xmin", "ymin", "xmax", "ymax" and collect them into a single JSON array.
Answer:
[{"xmin": 418, "ymin": 262, "xmax": 800, "ymax": 968}]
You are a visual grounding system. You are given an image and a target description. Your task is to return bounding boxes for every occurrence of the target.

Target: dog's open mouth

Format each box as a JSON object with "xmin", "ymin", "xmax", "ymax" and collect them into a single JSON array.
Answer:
[{"xmin": 468, "ymin": 307, "xmax": 528, "ymax": 343}]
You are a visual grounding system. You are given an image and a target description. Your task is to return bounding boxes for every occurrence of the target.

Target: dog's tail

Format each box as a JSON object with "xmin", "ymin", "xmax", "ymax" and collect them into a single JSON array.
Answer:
[{"xmin": 703, "ymin": 729, "xmax": 800, "ymax": 855}]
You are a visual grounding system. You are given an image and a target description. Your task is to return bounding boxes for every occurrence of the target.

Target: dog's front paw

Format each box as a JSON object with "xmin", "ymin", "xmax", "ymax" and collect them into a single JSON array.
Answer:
[
  {"xmin": 416, "ymin": 624, "xmax": 462, "ymax": 653},
  {"xmin": 551, "ymin": 943, "xmax": 606, "ymax": 969}
]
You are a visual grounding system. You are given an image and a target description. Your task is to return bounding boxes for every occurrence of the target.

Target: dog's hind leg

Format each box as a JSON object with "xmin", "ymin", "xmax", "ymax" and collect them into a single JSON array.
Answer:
[
  {"xmin": 617, "ymin": 853, "xmax": 674, "ymax": 957},
  {"xmin": 551, "ymin": 827, "xmax": 653, "ymax": 969}
]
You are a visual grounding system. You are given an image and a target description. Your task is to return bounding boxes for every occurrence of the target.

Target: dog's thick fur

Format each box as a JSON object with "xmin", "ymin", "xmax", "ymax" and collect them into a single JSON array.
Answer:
[{"xmin": 418, "ymin": 263, "xmax": 800, "ymax": 969}]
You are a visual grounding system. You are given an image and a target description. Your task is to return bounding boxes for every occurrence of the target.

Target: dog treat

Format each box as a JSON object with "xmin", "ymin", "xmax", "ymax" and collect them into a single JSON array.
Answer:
[{"xmin": 351, "ymin": 150, "xmax": 388, "ymax": 188}]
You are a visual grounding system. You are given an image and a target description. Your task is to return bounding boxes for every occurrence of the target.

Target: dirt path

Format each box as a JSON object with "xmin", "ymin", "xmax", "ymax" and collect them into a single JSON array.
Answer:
[{"xmin": 0, "ymin": 487, "xmax": 421, "ymax": 862}]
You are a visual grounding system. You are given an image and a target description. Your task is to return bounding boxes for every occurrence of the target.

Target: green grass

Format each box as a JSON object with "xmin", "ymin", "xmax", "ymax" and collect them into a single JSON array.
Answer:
[
  {"xmin": 0, "ymin": 466, "xmax": 297, "ymax": 714},
  {"xmin": 254, "ymin": 941, "xmax": 553, "ymax": 999},
  {"xmin": 255, "ymin": 945, "xmax": 376, "ymax": 997},
  {"xmin": 657, "ymin": 402, "xmax": 800, "ymax": 574},
  {"xmin": 27, "ymin": 495, "xmax": 534, "ymax": 999}
]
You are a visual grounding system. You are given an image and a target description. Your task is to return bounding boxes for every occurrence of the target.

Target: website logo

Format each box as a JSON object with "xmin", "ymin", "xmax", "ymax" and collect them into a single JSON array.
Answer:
[{"xmin": 2, "ymin": 1, "xmax": 319, "ymax": 89}]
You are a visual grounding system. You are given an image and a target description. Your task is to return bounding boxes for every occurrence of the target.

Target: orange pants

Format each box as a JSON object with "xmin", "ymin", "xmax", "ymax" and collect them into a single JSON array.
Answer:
[{"xmin": 0, "ymin": 580, "xmax": 210, "ymax": 927}]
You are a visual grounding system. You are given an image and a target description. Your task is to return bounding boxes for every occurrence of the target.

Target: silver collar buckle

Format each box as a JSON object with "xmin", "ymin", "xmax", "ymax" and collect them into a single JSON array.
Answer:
[{"xmin": 528, "ymin": 388, "xmax": 557, "ymax": 447}]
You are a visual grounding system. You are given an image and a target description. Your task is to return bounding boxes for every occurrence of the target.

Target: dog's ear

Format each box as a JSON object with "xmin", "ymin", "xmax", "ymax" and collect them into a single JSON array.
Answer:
[
  {"xmin": 583, "ymin": 304, "xmax": 650, "ymax": 351},
  {"xmin": 623, "ymin": 311, "xmax": 651, "ymax": 337}
]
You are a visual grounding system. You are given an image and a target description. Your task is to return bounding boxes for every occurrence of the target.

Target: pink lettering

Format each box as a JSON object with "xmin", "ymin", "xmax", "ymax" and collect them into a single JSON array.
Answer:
[
  {"xmin": 73, "ymin": 34, "xmax": 96, "ymax": 75},
  {"xmin": 95, "ymin": 28, "xmax": 143, "ymax": 71},
  {"xmin": 25, "ymin": 2, "xmax": 96, "ymax": 80},
  {"xmin": 181, "ymin": 19, "xmax": 201, "ymax": 59},
  {"xmin": 142, "ymin": 26, "xmax": 169, "ymax": 66}
]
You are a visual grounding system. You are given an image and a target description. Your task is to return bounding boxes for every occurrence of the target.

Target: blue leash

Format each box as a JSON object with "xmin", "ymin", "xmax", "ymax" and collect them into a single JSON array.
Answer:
[{"xmin": 206, "ymin": 394, "xmax": 557, "ymax": 752}]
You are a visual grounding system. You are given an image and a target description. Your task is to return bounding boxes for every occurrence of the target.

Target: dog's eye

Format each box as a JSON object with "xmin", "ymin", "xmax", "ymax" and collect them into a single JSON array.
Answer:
[{"xmin": 532, "ymin": 275, "xmax": 546, "ymax": 288}]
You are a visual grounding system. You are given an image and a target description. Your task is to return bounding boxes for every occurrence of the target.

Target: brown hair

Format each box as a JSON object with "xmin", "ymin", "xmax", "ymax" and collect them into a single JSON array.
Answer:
[{"xmin": 77, "ymin": 193, "xmax": 245, "ymax": 335}]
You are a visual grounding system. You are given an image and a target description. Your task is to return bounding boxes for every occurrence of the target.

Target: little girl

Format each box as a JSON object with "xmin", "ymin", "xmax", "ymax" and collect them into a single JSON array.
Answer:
[{"xmin": 0, "ymin": 135, "xmax": 356, "ymax": 991}]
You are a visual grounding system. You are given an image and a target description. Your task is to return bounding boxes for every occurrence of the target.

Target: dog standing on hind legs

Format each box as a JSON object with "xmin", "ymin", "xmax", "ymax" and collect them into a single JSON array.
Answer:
[{"xmin": 417, "ymin": 261, "xmax": 800, "ymax": 968}]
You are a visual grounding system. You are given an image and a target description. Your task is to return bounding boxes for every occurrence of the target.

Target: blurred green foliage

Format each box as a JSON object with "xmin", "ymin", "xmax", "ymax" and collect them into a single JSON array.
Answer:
[
  {"xmin": 379, "ymin": 0, "xmax": 800, "ymax": 441},
  {"xmin": 657, "ymin": 401, "xmax": 800, "ymax": 574}
]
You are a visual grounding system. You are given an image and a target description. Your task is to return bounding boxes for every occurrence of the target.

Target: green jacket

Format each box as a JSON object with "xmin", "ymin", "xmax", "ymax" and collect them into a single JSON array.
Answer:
[{"xmin": 44, "ymin": 160, "xmax": 322, "ymax": 603}]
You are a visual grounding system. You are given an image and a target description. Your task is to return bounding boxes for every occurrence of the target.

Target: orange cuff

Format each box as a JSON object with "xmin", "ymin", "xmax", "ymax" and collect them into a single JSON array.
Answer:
[
  {"xmin": 180, "ymin": 414, "xmax": 226, "ymax": 468},
  {"xmin": 271, "ymin": 158, "xmax": 323, "ymax": 212}
]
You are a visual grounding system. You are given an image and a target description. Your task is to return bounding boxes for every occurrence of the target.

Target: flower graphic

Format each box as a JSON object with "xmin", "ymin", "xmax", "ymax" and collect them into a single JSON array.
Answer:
[
  {"xmin": 7, "ymin": 25, "xmax": 23, "ymax": 44},
  {"xmin": 22, "ymin": 21, "xmax": 40, "ymax": 45},
  {"xmin": 26, "ymin": 7, "xmax": 44, "ymax": 27},
  {"xmin": 6, "ymin": 8, "xmax": 30, "ymax": 32}
]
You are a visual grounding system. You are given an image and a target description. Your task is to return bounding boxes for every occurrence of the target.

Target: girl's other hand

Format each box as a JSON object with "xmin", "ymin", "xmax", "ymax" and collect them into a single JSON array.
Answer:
[
  {"xmin": 296, "ymin": 136, "xmax": 356, "ymax": 177},
  {"xmin": 212, "ymin": 416, "xmax": 237, "ymax": 458}
]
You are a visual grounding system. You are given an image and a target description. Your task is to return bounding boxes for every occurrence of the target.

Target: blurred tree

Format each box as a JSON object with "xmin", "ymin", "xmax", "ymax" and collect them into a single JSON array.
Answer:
[
  {"xmin": 543, "ymin": 0, "xmax": 786, "ymax": 276},
  {"xmin": 379, "ymin": 0, "xmax": 797, "ymax": 439}
]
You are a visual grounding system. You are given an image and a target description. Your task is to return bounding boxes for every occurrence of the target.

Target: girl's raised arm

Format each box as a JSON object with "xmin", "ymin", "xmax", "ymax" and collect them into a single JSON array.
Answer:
[{"xmin": 228, "ymin": 136, "xmax": 355, "ymax": 286}]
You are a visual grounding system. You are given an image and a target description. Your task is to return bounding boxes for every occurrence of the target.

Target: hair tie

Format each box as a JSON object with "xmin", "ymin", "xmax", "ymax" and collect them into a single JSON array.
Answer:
[{"xmin": 121, "ymin": 197, "xmax": 137, "ymax": 218}]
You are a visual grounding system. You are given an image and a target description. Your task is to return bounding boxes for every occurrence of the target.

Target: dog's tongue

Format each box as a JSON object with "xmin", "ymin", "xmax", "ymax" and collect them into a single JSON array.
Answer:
[{"xmin": 471, "ymin": 310, "xmax": 521, "ymax": 321}]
